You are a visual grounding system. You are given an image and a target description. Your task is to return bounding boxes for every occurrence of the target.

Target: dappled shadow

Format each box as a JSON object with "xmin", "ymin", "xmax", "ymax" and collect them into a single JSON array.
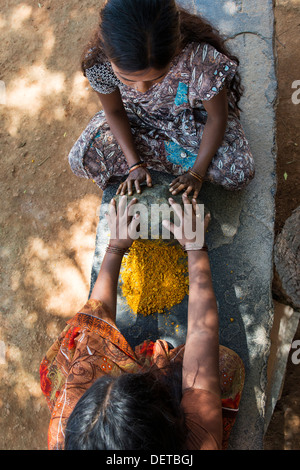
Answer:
[{"xmin": 0, "ymin": 0, "xmax": 105, "ymax": 449}]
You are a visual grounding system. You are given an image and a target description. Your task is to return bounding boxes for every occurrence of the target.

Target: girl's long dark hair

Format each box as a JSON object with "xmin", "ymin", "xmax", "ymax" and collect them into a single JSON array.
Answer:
[
  {"xmin": 81, "ymin": 0, "xmax": 243, "ymax": 115},
  {"xmin": 64, "ymin": 362, "xmax": 186, "ymax": 450}
]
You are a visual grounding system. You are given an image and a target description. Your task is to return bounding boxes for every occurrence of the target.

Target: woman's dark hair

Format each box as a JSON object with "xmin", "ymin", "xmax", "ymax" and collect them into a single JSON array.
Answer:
[
  {"xmin": 65, "ymin": 364, "xmax": 186, "ymax": 450},
  {"xmin": 81, "ymin": 0, "xmax": 243, "ymax": 115}
]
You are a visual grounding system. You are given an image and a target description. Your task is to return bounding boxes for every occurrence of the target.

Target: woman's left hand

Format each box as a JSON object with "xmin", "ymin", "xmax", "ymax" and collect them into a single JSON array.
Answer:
[
  {"xmin": 169, "ymin": 172, "xmax": 203, "ymax": 199},
  {"xmin": 106, "ymin": 196, "xmax": 140, "ymax": 250}
]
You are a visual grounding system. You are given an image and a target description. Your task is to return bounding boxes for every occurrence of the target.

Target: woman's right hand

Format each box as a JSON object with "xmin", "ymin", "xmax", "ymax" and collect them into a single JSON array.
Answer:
[
  {"xmin": 162, "ymin": 193, "xmax": 210, "ymax": 248},
  {"xmin": 116, "ymin": 166, "xmax": 152, "ymax": 196}
]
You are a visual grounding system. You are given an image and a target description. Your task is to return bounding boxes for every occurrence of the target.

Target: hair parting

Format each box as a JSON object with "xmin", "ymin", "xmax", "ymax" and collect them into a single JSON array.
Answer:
[{"xmin": 81, "ymin": 0, "xmax": 243, "ymax": 115}]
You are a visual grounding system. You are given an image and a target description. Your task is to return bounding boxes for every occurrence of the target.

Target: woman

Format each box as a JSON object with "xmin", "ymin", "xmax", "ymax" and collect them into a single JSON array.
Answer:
[
  {"xmin": 68, "ymin": 0, "xmax": 254, "ymax": 199},
  {"xmin": 40, "ymin": 196, "xmax": 245, "ymax": 450}
]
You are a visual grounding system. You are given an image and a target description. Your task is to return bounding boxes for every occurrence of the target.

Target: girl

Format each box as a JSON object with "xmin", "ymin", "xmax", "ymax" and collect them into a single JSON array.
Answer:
[
  {"xmin": 68, "ymin": 0, "xmax": 255, "ymax": 199},
  {"xmin": 40, "ymin": 196, "xmax": 245, "ymax": 450}
]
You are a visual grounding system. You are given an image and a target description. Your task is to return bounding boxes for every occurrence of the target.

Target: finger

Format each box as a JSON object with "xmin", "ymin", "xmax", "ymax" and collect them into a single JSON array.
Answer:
[
  {"xmin": 171, "ymin": 183, "xmax": 186, "ymax": 195},
  {"xmin": 125, "ymin": 197, "xmax": 139, "ymax": 226},
  {"xmin": 127, "ymin": 179, "xmax": 133, "ymax": 196},
  {"xmin": 192, "ymin": 189, "xmax": 200, "ymax": 199},
  {"xmin": 168, "ymin": 197, "xmax": 183, "ymax": 221},
  {"xmin": 204, "ymin": 213, "xmax": 211, "ymax": 232},
  {"xmin": 120, "ymin": 183, "xmax": 128, "ymax": 195},
  {"xmin": 191, "ymin": 197, "xmax": 198, "ymax": 213},
  {"xmin": 128, "ymin": 213, "xmax": 140, "ymax": 239},
  {"xmin": 126, "ymin": 197, "xmax": 138, "ymax": 217},
  {"xmin": 183, "ymin": 185, "xmax": 193, "ymax": 197},
  {"xmin": 192, "ymin": 198, "xmax": 205, "ymax": 220},
  {"xmin": 106, "ymin": 198, "xmax": 118, "ymax": 237},
  {"xmin": 162, "ymin": 219, "xmax": 175, "ymax": 235},
  {"xmin": 169, "ymin": 177, "xmax": 180, "ymax": 189},
  {"xmin": 109, "ymin": 197, "xmax": 117, "ymax": 214},
  {"xmin": 118, "ymin": 194, "xmax": 128, "ymax": 216},
  {"xmin": 127, "ymin": 196, "xmax": 138, "ymax": 208},
  {"xmin": 135, "ymin": 179, "xmax": 141, "ymax": 194},
  {"xmin": 169, "ymin": 180, "xmax": 181, "ymax": 190},
  {"xmin": 116, "ymin": 183, "xmax": 123, "ymax": 195},
  {"xmin": 146, "ymin": 172, "xmax": 152, "ymax": 187},
  {"xmin": 182, "ymin": 193, "xmax": 192, "ymax": 207}
]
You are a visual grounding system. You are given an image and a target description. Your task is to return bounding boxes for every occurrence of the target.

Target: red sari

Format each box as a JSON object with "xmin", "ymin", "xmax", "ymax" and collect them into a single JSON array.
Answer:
[{"xmin": 40, "ymin": 299, "xmax": 245, "ymax": 450}]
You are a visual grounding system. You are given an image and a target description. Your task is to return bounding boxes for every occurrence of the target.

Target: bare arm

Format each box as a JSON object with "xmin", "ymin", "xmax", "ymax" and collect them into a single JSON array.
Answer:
[
  {"xmin": 89, "ymin": 251, "xmax": 123, "ymax": 320},
  {"xmin": 192, "ymin": 86, "xmax": 228, "ymax": 177},
  {"xmin": 183, "ymin": 250, "xmax": 220, "ymax": 396},
  {"xmin": 163, "ymin": 195, "xmax": 220, "ymax": 397},
  {"xmin": 97, "ymin": 90, "xmax": 152, "ymax": 194},
  {"xmin": 169, "ymin": 87, "xmax": 228, "ymax": 198},
  {"xmin": 97, "ymin": 89, "xmax": 140, "ymax": 168},
  {"xmin": 89, "ymin": 197, "xmax": 140, "ymax": 321}
]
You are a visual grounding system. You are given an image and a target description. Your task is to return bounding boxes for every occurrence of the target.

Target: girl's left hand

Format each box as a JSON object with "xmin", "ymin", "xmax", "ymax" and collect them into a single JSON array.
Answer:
[
  {"xmin": 169, "ymin": 172, "xmax": 202, "ymax": 199},
  {"xmin": 106, "ymin": 196, "xmax": 140, "ymax": 250}
]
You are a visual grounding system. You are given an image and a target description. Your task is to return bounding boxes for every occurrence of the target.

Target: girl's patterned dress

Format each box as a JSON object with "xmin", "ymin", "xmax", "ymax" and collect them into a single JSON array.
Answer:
[{"xmin": 68, "ymin": 42, "xmax": 255, "ymax": 191}]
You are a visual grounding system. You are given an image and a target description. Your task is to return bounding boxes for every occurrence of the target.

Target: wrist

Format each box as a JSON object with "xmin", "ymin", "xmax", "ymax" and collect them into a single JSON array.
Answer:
[
  {"xmin": 187, "ymin": 248, "xmax": 209, "ymax": 266},
  {"xmin": 106, "ymin": 243, "xmax": 130, "ymax": 256},
  {"xmin": 183, "ymin": 242, "xmax": 208, "ymax": 252},
  {"xmin": 188, "ymin": 167, "xmax": 205, "ymax": 183},
  {"xmin": 128, "ymin": 161, "xmax": 147, "ymax": 174}
]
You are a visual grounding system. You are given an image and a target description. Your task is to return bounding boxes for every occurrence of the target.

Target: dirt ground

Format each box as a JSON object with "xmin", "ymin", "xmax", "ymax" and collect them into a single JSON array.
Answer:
[{"xmin": 0, "ymin": 0, "xmax": 299, "ymax": 450}]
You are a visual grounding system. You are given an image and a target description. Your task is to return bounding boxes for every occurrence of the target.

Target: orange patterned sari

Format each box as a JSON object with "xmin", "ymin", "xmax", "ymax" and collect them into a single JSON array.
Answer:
[{"xmin": 40, "ymin": 299, "xmax": 244, "ymax": 450}]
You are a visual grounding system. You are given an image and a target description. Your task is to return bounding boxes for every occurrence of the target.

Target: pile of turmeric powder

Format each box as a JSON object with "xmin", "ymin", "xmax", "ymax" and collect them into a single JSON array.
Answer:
[{"xmin": 120, "ymin": 239, "xmax": 189, "ymax": 316}]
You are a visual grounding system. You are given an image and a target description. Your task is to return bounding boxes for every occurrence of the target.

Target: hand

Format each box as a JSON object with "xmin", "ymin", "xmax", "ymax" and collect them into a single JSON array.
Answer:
[
  {"xmin": 106, "ymin": 196, "xmax": 140, "ymax": 250},
  {"xmin": 162, "ymin": 193, "xmax": 210, "ymax": 248},
  {"xmin": 116, "ymin": 166, "xmax": 152, "ymax": 196},
  {"xmin": 169, "ymin": 172, "xmax": 202, "ymax": 199}
]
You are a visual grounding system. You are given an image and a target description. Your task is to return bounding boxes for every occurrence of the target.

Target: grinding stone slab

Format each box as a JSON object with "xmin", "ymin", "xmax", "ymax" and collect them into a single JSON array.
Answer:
[{"xmin": 88, "ymin": 0, "xmax": 278, "ymax": 450}]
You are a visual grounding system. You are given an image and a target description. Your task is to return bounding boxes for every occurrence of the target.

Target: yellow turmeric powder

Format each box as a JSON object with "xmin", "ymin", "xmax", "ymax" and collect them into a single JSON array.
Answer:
[{"xmin": 120, "ymin": 239, "xmax": 189, "ymax": 316}]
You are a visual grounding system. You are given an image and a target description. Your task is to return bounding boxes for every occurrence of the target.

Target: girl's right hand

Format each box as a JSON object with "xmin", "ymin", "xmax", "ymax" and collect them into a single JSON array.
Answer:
[{"xmin": 116, "ymin": 166, "xmax": 152, "ymax": 196}]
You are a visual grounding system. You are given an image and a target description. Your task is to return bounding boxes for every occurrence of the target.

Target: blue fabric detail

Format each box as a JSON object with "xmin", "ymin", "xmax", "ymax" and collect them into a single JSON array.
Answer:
[
  {"xmin": 164, "ymin": 141, "xmax": 197, "ymax": 171},
  {"xmin": 174, "ymin": 82, "xmax": 189, "ymax": 106},
  {"xmin": 90, "ymin": 130, "xmax": 102, "ymax": 148}
]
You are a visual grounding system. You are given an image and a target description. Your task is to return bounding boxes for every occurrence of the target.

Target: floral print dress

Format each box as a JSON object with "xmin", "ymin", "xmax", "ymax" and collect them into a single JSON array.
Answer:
[{"xmin": 68, "ymin": 42, "xmax": 255, "ymax": 191}]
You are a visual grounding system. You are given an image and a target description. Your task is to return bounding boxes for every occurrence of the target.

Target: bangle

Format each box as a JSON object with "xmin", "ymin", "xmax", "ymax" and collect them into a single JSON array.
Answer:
[
  {"xmin": 128, "ymin": 162, "xmax": 147, "ymax": 173},
  {"xmin": 183, "ymin": 243, "xmax": 208, "ymax": 252},
  {"xmin": 129, "ymin": 160, "xmax": 143, "ymax": 170},
  {"xmin": 188, "ymin": 168, "xmax": 204, "ymax": 183},
  {"xmin": 106, "ymin": 245, "xmax": 129, "ymax": 256}
]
